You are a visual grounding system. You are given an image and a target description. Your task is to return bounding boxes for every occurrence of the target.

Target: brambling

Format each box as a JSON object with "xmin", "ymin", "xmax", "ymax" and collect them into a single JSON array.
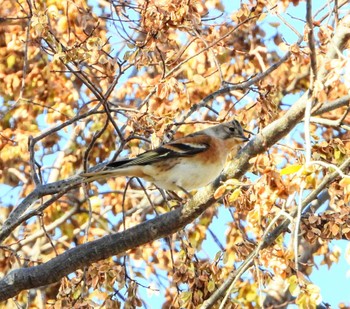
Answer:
[{"xmin": 81, "ymin": 120, "xmax": 249, "ymax": 192}]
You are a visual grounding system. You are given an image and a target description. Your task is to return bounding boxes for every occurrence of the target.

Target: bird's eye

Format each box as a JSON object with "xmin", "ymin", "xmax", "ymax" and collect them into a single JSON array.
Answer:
[{"xmin": 228, "ymin": 127, "xmax": 236, "ymax": 132}]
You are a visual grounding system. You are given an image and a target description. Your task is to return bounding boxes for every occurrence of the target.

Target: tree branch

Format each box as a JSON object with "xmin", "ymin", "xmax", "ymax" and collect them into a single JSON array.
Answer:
[{"xmin": 312, "ymin": 94, "xmax": 350, "ymax": 116}]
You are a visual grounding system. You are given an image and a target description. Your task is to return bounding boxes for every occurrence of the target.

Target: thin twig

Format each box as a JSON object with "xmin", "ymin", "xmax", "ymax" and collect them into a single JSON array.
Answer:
[
  {"xmin": 13, "ymin": 204, "xmax": 79, "ymax": 249},
  {"xmin": 17, "ymin": 13, "xmax": 31, "ymax": 100},
  {"xmin": 39, "ymin": 214, "xmax": 58, "ymax": 256}
]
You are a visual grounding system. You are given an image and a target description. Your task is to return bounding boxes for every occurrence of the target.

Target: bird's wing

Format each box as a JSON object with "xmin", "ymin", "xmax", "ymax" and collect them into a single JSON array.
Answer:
[
  {"xmin": 107, "ymin": 138, "xmax": 210, "ymax": 168},
  {"xmin": 80, "ymin": 135, "xmax": 211, "ymax": 180}
]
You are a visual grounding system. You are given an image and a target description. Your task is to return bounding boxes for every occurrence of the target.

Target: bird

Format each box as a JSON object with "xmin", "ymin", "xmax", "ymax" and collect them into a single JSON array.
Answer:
[{"xmin": 81, "ymin": 120, "xmax": 249, "ymax": 192}]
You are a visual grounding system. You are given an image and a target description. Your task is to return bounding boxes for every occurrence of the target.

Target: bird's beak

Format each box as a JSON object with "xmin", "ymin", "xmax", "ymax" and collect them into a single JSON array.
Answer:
[
  {"xmin": 238, "ymin": 135, "xmax": 250, "ymax": 142},
  {"xmin": 243, "ymin": 129, "xmax": 254, "ymax": 141}
]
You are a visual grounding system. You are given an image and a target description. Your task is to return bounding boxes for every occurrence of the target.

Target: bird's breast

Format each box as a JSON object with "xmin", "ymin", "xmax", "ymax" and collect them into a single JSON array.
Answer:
[{"xmin": 142, "ymin": 158, "xmax": 225, "ymax": 191}]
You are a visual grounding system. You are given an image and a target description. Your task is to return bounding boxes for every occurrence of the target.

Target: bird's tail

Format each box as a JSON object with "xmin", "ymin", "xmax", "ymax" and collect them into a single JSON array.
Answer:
[{"xmin": 80, "ymin": 168, "xmax": 127, "ymax": 183}]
